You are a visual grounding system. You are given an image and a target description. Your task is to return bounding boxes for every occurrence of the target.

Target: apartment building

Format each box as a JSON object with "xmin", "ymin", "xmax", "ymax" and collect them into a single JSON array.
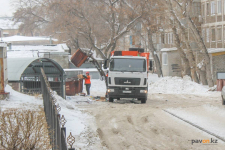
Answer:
[{"xmin": 201, "ymin": 0, "xmax": 225, "ymax": 82}]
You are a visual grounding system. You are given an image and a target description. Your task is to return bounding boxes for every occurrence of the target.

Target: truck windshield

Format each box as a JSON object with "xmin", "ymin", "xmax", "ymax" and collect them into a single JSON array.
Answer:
[{"xmin": 110, "ymin": 58, "xmax": 146, "ymax": 72}]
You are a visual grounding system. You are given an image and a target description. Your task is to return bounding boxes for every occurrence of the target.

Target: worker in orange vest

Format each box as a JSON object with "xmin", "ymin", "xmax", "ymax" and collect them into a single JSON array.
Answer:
[{"xmin": 83, "ymin": 72, "xmax": 91, "ymax": 96}]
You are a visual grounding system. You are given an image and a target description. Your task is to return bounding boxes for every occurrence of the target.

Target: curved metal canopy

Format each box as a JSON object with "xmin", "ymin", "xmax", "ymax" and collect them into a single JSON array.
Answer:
[{"xmin": 7, "ymin": 58, "xmax": 65, "ymax": 81}]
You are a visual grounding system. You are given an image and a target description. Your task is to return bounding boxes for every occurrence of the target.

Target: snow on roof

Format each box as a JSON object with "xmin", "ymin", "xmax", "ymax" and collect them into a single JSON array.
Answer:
[
  {"xmin": 207, "ymin": 48, "xmax": 225, "ymax": 54},
  {"xmin": 7, "ymin": 57, "xmax": 37, "ymax": 81},
  {"xmin": 7, "ymin": 57, "xmax": 65, "ymax": 81},
  {"xmin": 161, "ymin": 47, "xmax": 177, "ymax": 52},
  {"xmin": 0, "ymin": 42, "xmax": 7, "ymax": 47},
  {"xmin": 1, "ymin": 35, "xmax": 58, "ymax": 42},
  {"xmin": 7, "ymin": 44, "xmax": 69, "ymax": 58},
  {"xmin": 0, "ymin": 17, "xmax": 21, "ymax": 29}
]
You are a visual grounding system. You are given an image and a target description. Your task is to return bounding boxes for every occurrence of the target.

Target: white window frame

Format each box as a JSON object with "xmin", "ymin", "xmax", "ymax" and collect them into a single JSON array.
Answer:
[
  {"xmin": 211, "ymin": 1, "xmax": 215, "ymax": 15},
  {"xmin": 162, "ymin": 53, "xmax": 168, "ymax": 65},
  {"xmin": 218, "ymin": 0, "xmax": 222, "ymax": 14}
]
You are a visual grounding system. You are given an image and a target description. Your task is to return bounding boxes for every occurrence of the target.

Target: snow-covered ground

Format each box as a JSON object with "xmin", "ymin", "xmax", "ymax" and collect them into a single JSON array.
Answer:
[
  {"xmin": 1, "ymin": 74, "xmax": 225, "ymax": 149},
  {"xmin": 1, "ymin": 85, "xmax": 104, "ymax": 149}
]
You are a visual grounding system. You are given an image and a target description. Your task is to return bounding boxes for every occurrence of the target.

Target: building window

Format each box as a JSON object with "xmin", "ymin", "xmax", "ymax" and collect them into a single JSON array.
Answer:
[
  {"xmin": 162, "ymin": 34, "xmax": 164, "ymax": 44},
  {"xmin": 218, "ymin": 0, "xmax": 222, "ymax": 14},
  {"xmin": 217, "ymin": 27, "xmax": 222, "ymax": 41},
  {"xmin": 193, "ymin": 2, "xmax": 201, "ymax": 16},
  {"xmin": 211, "ymin": 1, "xmax": 215, "ymax": 15},
  {"xmin": 207, "ymin": 3, "xmax": 210, "ymax": 15},
  {"xmin": 206, "ymin": 28, "xmax": 209, "ymax": 42},
  {"xmin": 202, "ymin": 4, "xmax": 205, "ymax": 17},
  {"xmin": 202, "ymin": 29, "xmax": 205, "ymax": 42},
  {"xmin": 162, "ymin": 53, "xmax": 168, "ymax": 65},
  {"xmin": 167, "ymin": 33, "xmax": 170, "ymax": 44},
  {"xmin": 165, "ymin": 33, "xmax": 167, "ymax": 44},
  {"xmin": 158, "ymin": 34, "xmax": 161, "ymax": 43},
  {"xmin": 224, "ymin": 0, "xmax": 225, "ymax": 14},
  {"xmin": 130, "ymin": 35, "xmax": 135, "ymax": 45},
  {"xmin": 212, "ymin": 28, "xmax": 215, "ymax": 42},
  {"xmin": 169, "ymin": 33, "xmax": 173, "ymax": 44},
  {"xmin": 223, "ymin": 26, "xmax": 225, "ymax": 41}
]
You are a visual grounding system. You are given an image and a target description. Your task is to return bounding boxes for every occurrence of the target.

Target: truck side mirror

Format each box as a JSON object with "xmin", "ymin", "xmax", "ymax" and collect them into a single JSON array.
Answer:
[{"xmin": 104, "ymin": 59, "xmax": 108, "ymax": 69}]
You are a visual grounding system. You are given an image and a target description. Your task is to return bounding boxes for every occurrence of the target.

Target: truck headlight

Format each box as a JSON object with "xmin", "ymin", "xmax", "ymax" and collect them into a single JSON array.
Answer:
[
  {"xmin": 140, "ymin": 90, "xmax": 147, "ymax": 93},
  {"xmin": 107, "ymin": 89, "xmax": 114, "ymax": 92}
]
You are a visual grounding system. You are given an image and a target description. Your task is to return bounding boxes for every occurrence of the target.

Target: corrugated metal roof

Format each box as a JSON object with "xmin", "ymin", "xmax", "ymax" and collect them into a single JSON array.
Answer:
[{"xmin": 7, "ymin": 58, "xmax": 37, "ymax": 81}]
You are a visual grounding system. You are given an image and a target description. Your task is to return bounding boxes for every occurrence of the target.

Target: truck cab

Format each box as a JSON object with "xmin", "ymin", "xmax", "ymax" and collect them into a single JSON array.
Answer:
[{"xmin": 107, "ymin": 49, "xmax": 149, "ymax": 103}]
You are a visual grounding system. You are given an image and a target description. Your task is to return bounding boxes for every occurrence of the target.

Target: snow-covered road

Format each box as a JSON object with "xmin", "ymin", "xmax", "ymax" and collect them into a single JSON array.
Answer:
[{"xmin": 2, "ymin": 74, "xmax": 225, "ymax": 149}]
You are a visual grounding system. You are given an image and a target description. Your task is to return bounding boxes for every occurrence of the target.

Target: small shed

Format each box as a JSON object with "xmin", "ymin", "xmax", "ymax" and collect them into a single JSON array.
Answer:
[
  {"xmin": 161, "ymin": 47, "xmax": 182, "ymax": 77},
  {"xmin": 7, "ymin": 58, "xmax": 66, "ymax": 98},
  {"xmin": 207, "ymin": 48, "xmax": 225, "ymax": 83}
]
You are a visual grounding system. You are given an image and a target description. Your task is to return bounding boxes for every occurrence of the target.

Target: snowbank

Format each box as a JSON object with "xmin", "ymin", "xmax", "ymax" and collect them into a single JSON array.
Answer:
[
  {"xmin": 149, "ymin": 76, "xmax": 211, "ymax": 95},
  {"xmin": 166, "ymin": 104, "xmax": 225, "ymax": 139},
  {"xmin": 1, "ymin": 85, "xmax": 102, "ymax": 149}
]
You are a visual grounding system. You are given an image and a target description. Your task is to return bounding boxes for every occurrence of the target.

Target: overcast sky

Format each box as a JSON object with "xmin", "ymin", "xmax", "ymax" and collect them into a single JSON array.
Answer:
[{"xmin": 0, "ymin": 0, "xmax": 15, "ymax": 17}]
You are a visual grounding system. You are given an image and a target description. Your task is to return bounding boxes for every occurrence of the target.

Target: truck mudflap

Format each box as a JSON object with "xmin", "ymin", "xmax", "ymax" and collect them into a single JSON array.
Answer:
[{"xmin": 107, "ymin": 87, "xmax": 148, "ymax": 99}]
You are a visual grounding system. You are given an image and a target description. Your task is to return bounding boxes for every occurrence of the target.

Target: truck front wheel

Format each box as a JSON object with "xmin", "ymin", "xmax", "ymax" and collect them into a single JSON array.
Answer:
[
  {"xmin": 109, "ymin": 97, "xmax": 113, "ymax": 102},
  {"xmin": 141, "ymin": 98, "xmax": 147, "ymax": 104}
]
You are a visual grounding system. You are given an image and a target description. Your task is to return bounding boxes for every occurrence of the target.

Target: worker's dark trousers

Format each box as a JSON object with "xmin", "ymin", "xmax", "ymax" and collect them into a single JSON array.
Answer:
[{"xmin": 86, "ymin": 84, "xmax": 91, "ymax": 95}]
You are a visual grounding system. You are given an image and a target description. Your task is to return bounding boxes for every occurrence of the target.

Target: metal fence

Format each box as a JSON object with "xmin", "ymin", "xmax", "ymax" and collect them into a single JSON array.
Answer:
[{"xmin": 40, "ymin": 68, "xmax": 75, "ymax": 150}]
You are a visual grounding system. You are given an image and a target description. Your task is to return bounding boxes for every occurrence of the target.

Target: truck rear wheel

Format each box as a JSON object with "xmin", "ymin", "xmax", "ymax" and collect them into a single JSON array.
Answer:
[{"xmin": 109, "ymin": 97, "xmax": 113, "ymax": 102}]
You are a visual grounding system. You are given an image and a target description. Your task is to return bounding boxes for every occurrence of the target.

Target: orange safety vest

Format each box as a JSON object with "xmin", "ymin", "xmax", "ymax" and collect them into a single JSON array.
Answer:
[{"xmin": 85, "ymin": 75, "xmax": 91, "ymax": 84}]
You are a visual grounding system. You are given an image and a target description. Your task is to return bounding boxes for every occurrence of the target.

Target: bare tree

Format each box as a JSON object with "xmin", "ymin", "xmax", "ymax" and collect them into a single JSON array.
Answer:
[
  {"xmin": 169, "ymin": 19, "xmax": 191, "ymax": 77},
  {"xmin": 171, "ymin": 0, "xmax": 214, "ymax": 87},
  {"xmin": 164, "ymin": 0, "xmax": 199, "ymax": 83},
  {"xmin": 14, "ymin": 0, "xmax": 144, "ymax": 58},
  {"xmin": 13, "ymin": 0, "xmax": 145, "ymax": 88},
  {"xmin": 141, "ymin": 0, "xmax": 165, "ymax": 77}
]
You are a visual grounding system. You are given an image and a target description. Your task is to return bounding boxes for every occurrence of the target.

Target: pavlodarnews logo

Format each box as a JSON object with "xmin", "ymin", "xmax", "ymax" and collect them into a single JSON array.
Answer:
[{"xmin": 189, "ymin": 138, "xmax": 218, "ymax": 145}]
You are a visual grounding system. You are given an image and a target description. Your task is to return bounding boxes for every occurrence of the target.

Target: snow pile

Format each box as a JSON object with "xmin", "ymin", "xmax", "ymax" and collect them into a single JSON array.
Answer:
[
  {"xmin": 2, "ymin": 35, "xmax": 57, "ymax": 42},
  {"xmin": 149, "ymin": 76, "xmax": 210, "ymax": 95},
  {"xmin": 1, "ymin": 85, "xmax": 43, "ymax": 111}
]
